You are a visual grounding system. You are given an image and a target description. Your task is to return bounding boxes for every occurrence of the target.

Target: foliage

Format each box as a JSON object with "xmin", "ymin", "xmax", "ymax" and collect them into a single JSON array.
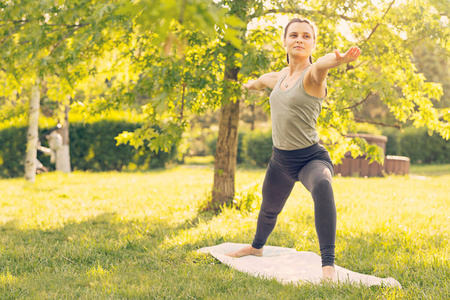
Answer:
[
  {"xmin": 0, "ymin": 169, "xmax": 448, "ymax": 298},
  {"xmin": 398, "ymin": 127, "xmax": 450, "ymax": 164},
  {"xmin": 0, "ymin": 121, "xmax": 178, "ymax": 178},
  {"xmin": 383, "ymin": 126, "xmax": 450, "ymax": 164},
  {"xmin": 0, "ymin": 0, "xmax": 133, "ymax": 115},
  {"xmin": 203, "ymin": 125, "xmax": 450, "ymax": 166},
  {"xmin": 1, "ymin": 0, "xmax": 449, "ymax": 206},
  {"xmin": 70, "ymin": 120, "xmax": 178, "ymax": 171},
  {"xmin": 348, "ymin": 123, "xmax": 382, "ymax": 135},
  {"xmin": 0, "ymin": 0, "xmax": 136, "ymax": 182},
  {"xmin": 413, "ymin": 39, "xmax": 450, "ymax": 108},
  {"xmin": 0, "ymin": 0, "xmax": 245, "ymax": 156},
  {"xmin": 108, "ymin": 28, "xmax": 227, "ymax": 153},
  {"xmin": 382, "ymin": 127, "xmax": 402, "ymax": 156},
  {"xmin": 118, "ymin": 0, "xmax": 244, "ymax": 48},
  {"xmin": 113, "ymin": 0, "xmax": 450, "ymax": 165},
  {"xmin": 1, "ymin": 0, "xmax": 449, "ymax": 156},
  {"xmin": 307, "ymin": 0, "xmax": 450, "ymax": 161},
  {"xmin": 231, "ymin": 183, "xmax": 262, "ymax": 212},
  {"xmin": 0, "ymin": 126, "xmax": 28, "ymax": 178},
  {"xmin": 197, "ymin": 182, "xmax": 262, "ymax": 213},
  {"xmin": 243, "ymin": 130, "xmax": 273, "ymax": 167}
]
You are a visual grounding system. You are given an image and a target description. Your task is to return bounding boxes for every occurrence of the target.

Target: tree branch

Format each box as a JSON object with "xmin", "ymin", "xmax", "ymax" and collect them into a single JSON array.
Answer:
[
  {"xmin": 49, "ymin": 28, "xmax": 78, "ymax": 57},
  {"xmin": 0, "ymin": 20, "xmax": 30, "ymax": 25},
  {"xmin": 359, "ymin": 0, "xmax": 396, "ymax": 49},
  {"xmin": 353, "ymin": 59, "xmax": 371, "ymax": 69},
  {"xmin": 354, "ymin": 117, "xmax": 401, "ymax": 129},
  {"xmin": 248, "ymin": 8, "xmax": 357, "ymax": 23},
  {"xmin": 0, "ymin": 24, "xmax": 23, "ymax": 47},
  {"xmin": 44, "ymin": 23, "xmax": 89, "ymax": 28},
  {"xmin": 180, "ymin": 83, "xmax": 186, "ymax": 120},
  {"xmin": 344, "ymin": 91, "xmax": 375, "ymax": 110},
  {"xmin": 0, "ymin": 20, "xmax": 89, "ymax": 28}
]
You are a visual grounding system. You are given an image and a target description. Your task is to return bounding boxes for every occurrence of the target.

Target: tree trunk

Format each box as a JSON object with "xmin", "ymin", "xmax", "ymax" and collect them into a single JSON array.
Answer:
[
  {"xmin": 210, "ymin": 54, "xmax": 240, "ymax": 210},
  {"xmin": 251, "ymin": 103, "xmax": 255, "ymax": 131},
  {"xmin": 211, "ymin": 100, "xmax": 240, "ymax": 209},
  {"xmin": 24, "ymin": 79, "xmax": 40, "ymax": 182},
  {"xmin": 56, "ymin": 104, "xmax": 71, "ymax": 173}
]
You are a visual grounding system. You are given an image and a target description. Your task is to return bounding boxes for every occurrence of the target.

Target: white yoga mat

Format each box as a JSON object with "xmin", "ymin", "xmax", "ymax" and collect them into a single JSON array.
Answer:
[{"xmin": 198, "ymin": 243, "xmax": 401, "ymax": 287}]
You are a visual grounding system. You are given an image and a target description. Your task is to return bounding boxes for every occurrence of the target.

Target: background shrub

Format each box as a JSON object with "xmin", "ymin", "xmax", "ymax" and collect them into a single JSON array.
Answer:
[
  {"xmin": 0, "ymin": 120, "xmax": 178, "ymax": 178},
  {"xmin": 382, "ymin": 127, "xmax": 402, "ymax": 155},
  {"xmin": 0, "ymin": 126, "xmax": 28, "ymax": 178},
  {"xmin": 398, "ymin": 127, "xmax": 450, "ymax": 164},
  {"xmin": 243, "ymin": 130, "xmax": 273, "ymax": 167}
]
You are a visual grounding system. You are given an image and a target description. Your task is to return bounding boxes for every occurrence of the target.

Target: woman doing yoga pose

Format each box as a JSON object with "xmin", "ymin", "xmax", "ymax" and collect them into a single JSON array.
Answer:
[{"xmin": 225, "ymin": 18, "xmax": 361, "ymax": 281}]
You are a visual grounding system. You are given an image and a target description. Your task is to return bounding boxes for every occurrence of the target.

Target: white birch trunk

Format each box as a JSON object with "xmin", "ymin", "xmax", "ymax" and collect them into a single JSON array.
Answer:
[
  {"xmin": 24, "ymin": 79, "xmax": 40, "ymax": 182},
  {"xmin": 56, "ymin": 105, "xmax": 71, "ymax": 173},
  {"xmin": 56, "ymin": 145, "xmax": 71, "ymax": 173}
]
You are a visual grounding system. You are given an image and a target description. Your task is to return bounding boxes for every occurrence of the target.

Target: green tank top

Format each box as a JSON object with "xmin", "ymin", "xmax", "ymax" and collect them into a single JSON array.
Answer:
[{"xmin": 269, "ymin": 66, "xmax": 326, "ymax": 150}]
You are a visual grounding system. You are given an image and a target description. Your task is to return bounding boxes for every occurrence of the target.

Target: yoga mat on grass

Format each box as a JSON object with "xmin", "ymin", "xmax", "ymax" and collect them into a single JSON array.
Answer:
[{"xmin": 198, "ymin": 243, "xmax": 402, "ymax": 287}]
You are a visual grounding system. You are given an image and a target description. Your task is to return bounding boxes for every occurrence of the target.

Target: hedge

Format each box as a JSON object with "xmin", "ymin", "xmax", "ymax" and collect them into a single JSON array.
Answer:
[
  {"xmin": 382, "ymin": 127, "xmax": 450, "ymax": 164},
  {"xmin": 397, "ymin": 127, "xmax": 450, "ymax": 164},
  {"xmin": 0, "ymin": 120, "xmax": 178, "ymax": 179},
  {"xmin": 0, "ymin": 126, "xmax": 28, "ymax": 178},
  {"xmin": 3, "ymin": 123, "xmax": 447, "ymax": 179},
  {"xmin": 243, "ymin": 130, "xmax": 273, "ymax": 167},
  {"xmin": 382, "ymin": 127, "xmax": 402, "ymax": 156},
  {"xmin": 239, "ymin": 127, "xmax": 450, "ymax": 166}
]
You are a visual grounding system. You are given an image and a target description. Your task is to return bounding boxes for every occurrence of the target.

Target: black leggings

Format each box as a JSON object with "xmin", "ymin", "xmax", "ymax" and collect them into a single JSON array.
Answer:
[{"xmin": 251, "ymin": 144, "xmax": 336, "ymax": 267}]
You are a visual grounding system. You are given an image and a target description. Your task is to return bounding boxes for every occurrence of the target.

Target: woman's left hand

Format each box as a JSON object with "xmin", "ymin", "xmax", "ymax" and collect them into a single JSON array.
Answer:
[{"xmin": 334, "ymin": 46, "xmax": 361, "ymax": 63}]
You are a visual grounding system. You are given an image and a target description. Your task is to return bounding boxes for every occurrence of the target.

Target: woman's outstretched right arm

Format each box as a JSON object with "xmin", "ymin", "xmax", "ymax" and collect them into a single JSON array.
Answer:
[{"xmin": 243, "ymin": 70, "xmax": 286, "ymax": 90}]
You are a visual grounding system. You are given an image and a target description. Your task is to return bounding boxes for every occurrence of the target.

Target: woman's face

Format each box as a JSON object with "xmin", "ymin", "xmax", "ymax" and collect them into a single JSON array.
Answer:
[{"xmin": 284, "ymin": 22, "xmax": 315, "ymax": 60}]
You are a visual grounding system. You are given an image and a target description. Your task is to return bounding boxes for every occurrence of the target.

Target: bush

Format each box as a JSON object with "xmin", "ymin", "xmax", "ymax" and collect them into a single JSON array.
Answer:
[
  {"xmin": 232, "ymin": 184, "xmax": 262, "ymax": 212},
  {"xmin": 382, "ymin": 127, "xmax": 402, "ymax": 155},
  {"xmin": 399, "ymin": 127, "xmax": 450, "ymax": 164},
  {"xmin": 243, "ymin": 130, "xmax": 273, "ymax": 167},
  {"xmin": 0, "ymin": 120, "xmax": 178, "ymax": 178},
  {"xmin": 0, "ymin": 126, "xmax": 28, "ymax": 178}
]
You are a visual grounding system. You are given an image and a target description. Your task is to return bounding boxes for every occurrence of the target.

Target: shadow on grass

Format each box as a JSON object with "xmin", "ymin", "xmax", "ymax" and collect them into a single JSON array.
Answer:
[
  {"xmin": 0, "ymin": 212, "xmax": 448, "ymax": 299},
  {"xmin": 0, "ymin": 210, "xmax": 259, "ymax": 298}
]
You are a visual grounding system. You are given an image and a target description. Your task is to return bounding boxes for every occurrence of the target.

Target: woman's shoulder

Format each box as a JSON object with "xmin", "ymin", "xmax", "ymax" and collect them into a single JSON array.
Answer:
[
  {"xmin": 265, "ymin": 67, "xmax": 289, "ymax": 79},
  {"xmin": 279, "ymin": 67, "xmax": 290, "ymax": 77},
  {"xmin": 261, "ymin": 68, "xmax": 289, "ymax": 89}
]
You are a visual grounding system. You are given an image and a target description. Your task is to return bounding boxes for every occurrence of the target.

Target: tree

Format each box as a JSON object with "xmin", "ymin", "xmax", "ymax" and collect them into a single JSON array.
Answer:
[
  {"xmin": 108, "ymin": 1, "xmax": 260, "ymax": 209},
  {"xmin": 22, "ymin": 0, "xmax": 447, "ymax": 211},
  {"xmin": 0, "ymin": 0, "xmax": 132, "ymax": 182},
  {"xmin": 24, "ymin": 80, "xmax": 40, "ymax": 181},
  {"xmin": 108, "ymin": 0, "xmax": 449, "ymax": 211},
  {"xmin": 412, "ymin": 39, "xmax": 450, "ymax": 109}
]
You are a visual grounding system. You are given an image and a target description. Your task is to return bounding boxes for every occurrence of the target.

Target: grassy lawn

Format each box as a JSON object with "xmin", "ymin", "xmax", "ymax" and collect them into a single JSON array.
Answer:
[
  {"xmin": 410, "ymin": 164, "xmax": 450, "ymax": 177},
  {"xmin": 0, "ymin": 166, "xmax": 449, "ymax": 299}
]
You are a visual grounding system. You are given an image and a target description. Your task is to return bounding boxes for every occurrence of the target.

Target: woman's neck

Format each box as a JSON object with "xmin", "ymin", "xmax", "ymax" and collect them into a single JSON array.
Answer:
[{"xmin": 288, "ymin": 58, "xmax": 311, "ymax": 75}]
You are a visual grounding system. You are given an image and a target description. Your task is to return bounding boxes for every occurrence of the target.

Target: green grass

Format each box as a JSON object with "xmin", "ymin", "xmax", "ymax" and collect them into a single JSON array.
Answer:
[
  {"xmin": 0, "ymin": 167, "xmax": 449, "ymax": 299},
  {"xmin": 410, "ymin": 164, "xmax": 450, "ymax": 177},
  {"xmin": 184, "ymin": 155, "xmax": 214, "ymax": 165}
]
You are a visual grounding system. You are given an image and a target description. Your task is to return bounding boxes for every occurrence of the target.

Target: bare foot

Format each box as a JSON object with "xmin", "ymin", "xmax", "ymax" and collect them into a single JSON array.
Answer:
[
  {"xmin": 322, "ymin": 265, "xmax": 337, "ymax": 282},
  {"xmin": 224, "ymin": 245, "xmax": 263, "ymax": 258}
]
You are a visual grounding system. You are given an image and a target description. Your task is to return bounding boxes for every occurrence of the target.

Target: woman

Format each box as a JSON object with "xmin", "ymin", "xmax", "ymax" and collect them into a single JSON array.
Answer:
[{"xmin": 225, "ymin": 18, "xmax": 361, "ymax": 281}]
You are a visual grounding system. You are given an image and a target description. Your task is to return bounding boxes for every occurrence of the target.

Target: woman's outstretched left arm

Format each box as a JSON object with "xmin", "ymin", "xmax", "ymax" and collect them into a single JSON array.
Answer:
[{"xmin": 310, "ymin": 46, "xmax": 361, "ymax": 85}]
